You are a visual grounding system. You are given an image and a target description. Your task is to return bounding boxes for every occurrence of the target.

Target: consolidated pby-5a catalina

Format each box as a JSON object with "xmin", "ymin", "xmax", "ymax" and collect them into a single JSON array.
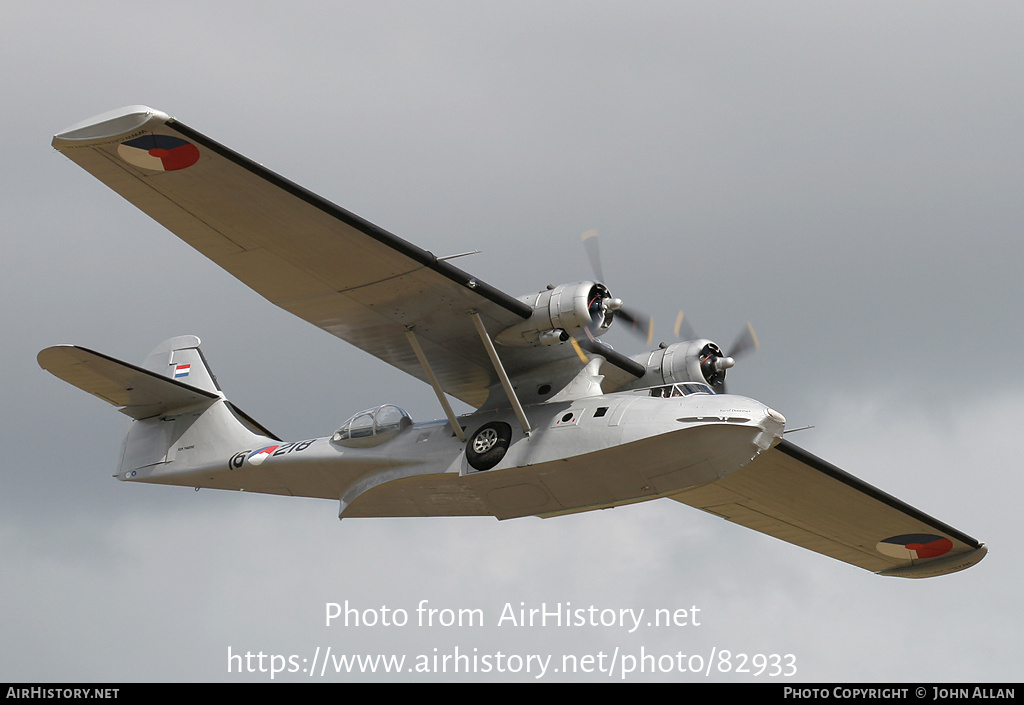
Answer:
[{"xmin": 41, "ymin": 106, "xmax": 986, "ymax": 579}]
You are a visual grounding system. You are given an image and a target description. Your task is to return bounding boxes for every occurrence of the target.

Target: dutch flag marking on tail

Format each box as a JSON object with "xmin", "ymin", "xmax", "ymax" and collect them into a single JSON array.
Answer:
[{"xmin": 174, "ymin": 364, "xmax": 191, "ymax": 379}]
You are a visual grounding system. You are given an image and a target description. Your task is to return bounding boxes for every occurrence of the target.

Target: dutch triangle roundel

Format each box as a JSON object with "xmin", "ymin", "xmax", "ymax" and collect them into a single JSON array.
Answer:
[
  {"xmin": 876, "ymin": 533, "xmax": 953, "ymax": 560},
  {"xmin": 117, "ymin": 134, "xmax": 200, "ymax": 172}
]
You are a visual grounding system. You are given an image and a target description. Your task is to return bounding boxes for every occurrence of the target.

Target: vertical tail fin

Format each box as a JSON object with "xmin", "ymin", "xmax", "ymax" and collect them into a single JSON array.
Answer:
[
  {"xmin": 141, "ymin": 334, "xmax": 221, "ymax": 394},
  {"xmin": 39, "ymin": 336, "xmax": 278, "ymax": 478}
]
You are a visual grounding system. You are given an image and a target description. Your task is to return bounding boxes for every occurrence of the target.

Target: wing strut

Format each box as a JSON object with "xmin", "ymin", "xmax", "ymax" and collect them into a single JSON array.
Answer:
[
  {"xmin": 469, "ymin": 312, "xmax": 532, "ymax": 436},
  {"xmin": 405, "ymin": 329, "xmax": 467, "ymax": 442}
]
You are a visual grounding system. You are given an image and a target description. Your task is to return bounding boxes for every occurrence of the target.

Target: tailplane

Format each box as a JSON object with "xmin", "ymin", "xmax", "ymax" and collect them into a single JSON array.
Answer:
[{"xmin": 38, "ymin": 336, "xmax": 279, "ymax": 477}]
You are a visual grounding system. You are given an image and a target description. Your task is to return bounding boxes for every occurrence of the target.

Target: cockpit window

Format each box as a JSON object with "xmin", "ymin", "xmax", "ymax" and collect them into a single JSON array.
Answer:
[
  {"xmin": 332, "ymin": 404, "xmax": 413, "ymax": 447},
  {"xmin": 648, "ymin": 383, "xmax": 714, "ymax": 398}
]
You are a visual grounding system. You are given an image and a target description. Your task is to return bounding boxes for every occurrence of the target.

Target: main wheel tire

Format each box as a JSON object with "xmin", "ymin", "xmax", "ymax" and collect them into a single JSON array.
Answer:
[{"xmin": 466, "ymin": 422, "xmax": 512, "ymax": 471}]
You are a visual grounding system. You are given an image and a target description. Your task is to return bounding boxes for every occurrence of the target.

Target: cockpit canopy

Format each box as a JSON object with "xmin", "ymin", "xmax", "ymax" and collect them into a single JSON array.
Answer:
[
  {"xmin": 331, "ymin": 404, "xmax": 413, "ymax": 448},
  {"xmin": 646, "ymin": 382, "xmax": 715, "ymax": 398}
]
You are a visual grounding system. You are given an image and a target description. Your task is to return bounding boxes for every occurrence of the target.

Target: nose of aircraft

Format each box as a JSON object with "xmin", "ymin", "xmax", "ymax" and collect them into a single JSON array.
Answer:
[{"xmin": 756, "ymin": 407, "xmax": 786, "ymax": 450}]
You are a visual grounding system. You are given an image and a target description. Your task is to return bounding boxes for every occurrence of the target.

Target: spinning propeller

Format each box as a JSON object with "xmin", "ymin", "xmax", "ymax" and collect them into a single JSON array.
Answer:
[
  {"xmin": 695, "ymin": 321, "xmax": 760, "ymax": 393},
  {"xmin": 580, "ymin": 230, "xmax": 759, "ymax": 392},
  {"xmin": 581, "ymin": 230, "xmax": 655, "ymax": 345}
]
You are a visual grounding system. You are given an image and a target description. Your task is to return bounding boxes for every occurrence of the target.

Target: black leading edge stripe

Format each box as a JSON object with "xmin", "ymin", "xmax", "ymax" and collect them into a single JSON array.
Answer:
[
  {"xmin": 167, "ymin": 119, "xmax": 534, "ymax": 321},
  {"xmin": 776, "ymin": 439, "xmax": 982, "ymax": 549}
]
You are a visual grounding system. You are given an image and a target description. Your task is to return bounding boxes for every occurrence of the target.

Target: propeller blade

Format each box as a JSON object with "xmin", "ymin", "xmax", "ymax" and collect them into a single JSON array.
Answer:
[
  {"xmin": 729, "ymin": 322, "xmax": 760, "ymax": 359},
  {"xmin": 570, "ymin": 336, "xmax": 590, "ymax": 364},
  {"xmin": 579, "ymin": 229, "xmax": 655, "ymax": 344},
  {"xmin": 673, "ymin": 311, "xmax": 697, "ymax": 340},
  {"xmin": 616, "ymin": 306, "xmax": 654, "ymax": 345},
  {"xmin": 580, "ymin": 230, "xmax": 604, "ymax": 284}
]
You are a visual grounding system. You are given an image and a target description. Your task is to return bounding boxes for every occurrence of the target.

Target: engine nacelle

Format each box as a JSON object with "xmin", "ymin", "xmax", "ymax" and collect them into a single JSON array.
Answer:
[
  {"xmin": 496, "ymin": 281, "xmax": 617, "ymax": 347},
  {"xmin": 628, "ymin": 339, "xmax": 734, "ymax": 391}
]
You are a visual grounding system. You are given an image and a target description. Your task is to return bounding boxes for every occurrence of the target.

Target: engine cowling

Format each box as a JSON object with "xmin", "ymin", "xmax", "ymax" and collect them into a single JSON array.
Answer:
[
  {"xmin": 628, "ymin": 339, "xmax": 735, "ymax": 391},
  {"xmin": 496, "ymin": 281, "xmax": 618, "ymax": 347}
]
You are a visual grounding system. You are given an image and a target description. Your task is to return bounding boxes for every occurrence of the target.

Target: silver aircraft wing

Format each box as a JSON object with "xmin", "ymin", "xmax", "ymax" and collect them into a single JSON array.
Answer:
[
  {"xmin": 668, "ymin": 439, "xmax": 987, "ymax": 578},
  {"xmin": 51, "ymin": 106, "xmax": 598, "ymax": 409}
]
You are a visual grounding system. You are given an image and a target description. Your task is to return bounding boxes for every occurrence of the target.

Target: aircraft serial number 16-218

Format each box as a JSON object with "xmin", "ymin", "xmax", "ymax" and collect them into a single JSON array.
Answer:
[{"xmin": 40, "ymin": 106, "xmax": 986, "ymax": 579}]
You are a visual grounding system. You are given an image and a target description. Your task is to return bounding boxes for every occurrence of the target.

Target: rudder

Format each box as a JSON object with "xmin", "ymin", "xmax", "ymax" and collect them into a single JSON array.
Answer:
[
  {"xmin": 39, "ymin": 336, "xmax": 279, "ymax": 478},
  {"xmin": 140, "ymin": 334, "xmax": 221, "ymax": 395}
]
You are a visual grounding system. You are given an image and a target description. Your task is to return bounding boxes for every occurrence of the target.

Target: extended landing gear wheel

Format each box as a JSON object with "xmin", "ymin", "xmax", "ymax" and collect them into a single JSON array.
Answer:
[{"xmin": 466, "ymin": 422, "xmax": 512, "ymax": 471}]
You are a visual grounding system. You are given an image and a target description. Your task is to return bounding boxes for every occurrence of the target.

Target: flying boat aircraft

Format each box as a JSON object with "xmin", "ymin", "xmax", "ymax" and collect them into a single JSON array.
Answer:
[{"xmin": 40, "ymin": 106, "xmax": 986, "ymax": 578}]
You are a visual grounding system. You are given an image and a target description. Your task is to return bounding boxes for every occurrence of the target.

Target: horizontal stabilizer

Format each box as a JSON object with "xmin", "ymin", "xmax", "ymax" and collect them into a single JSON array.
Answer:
[{"xmin": 38, "ymin": 345, "xmax": 219, "ymax": 419}]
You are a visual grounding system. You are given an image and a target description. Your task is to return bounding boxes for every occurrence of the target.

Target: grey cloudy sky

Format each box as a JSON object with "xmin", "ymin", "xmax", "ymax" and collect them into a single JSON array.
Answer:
[{"xmin": 2, "ymin": 1, "xmax": 1021, "ymax": 682}]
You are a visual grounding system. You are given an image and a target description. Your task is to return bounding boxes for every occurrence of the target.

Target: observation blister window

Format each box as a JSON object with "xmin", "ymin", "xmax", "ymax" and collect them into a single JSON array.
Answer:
[{"xmin": 332, "ymin": 404, "xmax": 413, "ymax": 447}]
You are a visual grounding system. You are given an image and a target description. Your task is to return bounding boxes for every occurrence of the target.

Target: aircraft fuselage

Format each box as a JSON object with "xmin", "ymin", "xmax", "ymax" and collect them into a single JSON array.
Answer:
[{"xmin": 117, "ymin": 388, "xmax": 785, "ymax": 521}]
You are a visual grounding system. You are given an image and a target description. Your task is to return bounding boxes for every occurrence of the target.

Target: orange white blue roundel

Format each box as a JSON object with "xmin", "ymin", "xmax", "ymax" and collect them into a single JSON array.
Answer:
[
  {"xmin": 246, "ymin": 445, "xmax": 279, "ymax": 466},
  {"xmin": 876, "ymin": 534, "xmax": 953, "ymax": 561},
  {"xmin": 117, "ymin": 134, "xmax": 200, "ymax": 172}
]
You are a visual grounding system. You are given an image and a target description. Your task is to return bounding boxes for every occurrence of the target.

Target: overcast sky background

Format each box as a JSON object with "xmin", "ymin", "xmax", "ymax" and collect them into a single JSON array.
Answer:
[{"xmin": 2, "ymin": 1, "xmax": 1021, "ymax": 682}]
